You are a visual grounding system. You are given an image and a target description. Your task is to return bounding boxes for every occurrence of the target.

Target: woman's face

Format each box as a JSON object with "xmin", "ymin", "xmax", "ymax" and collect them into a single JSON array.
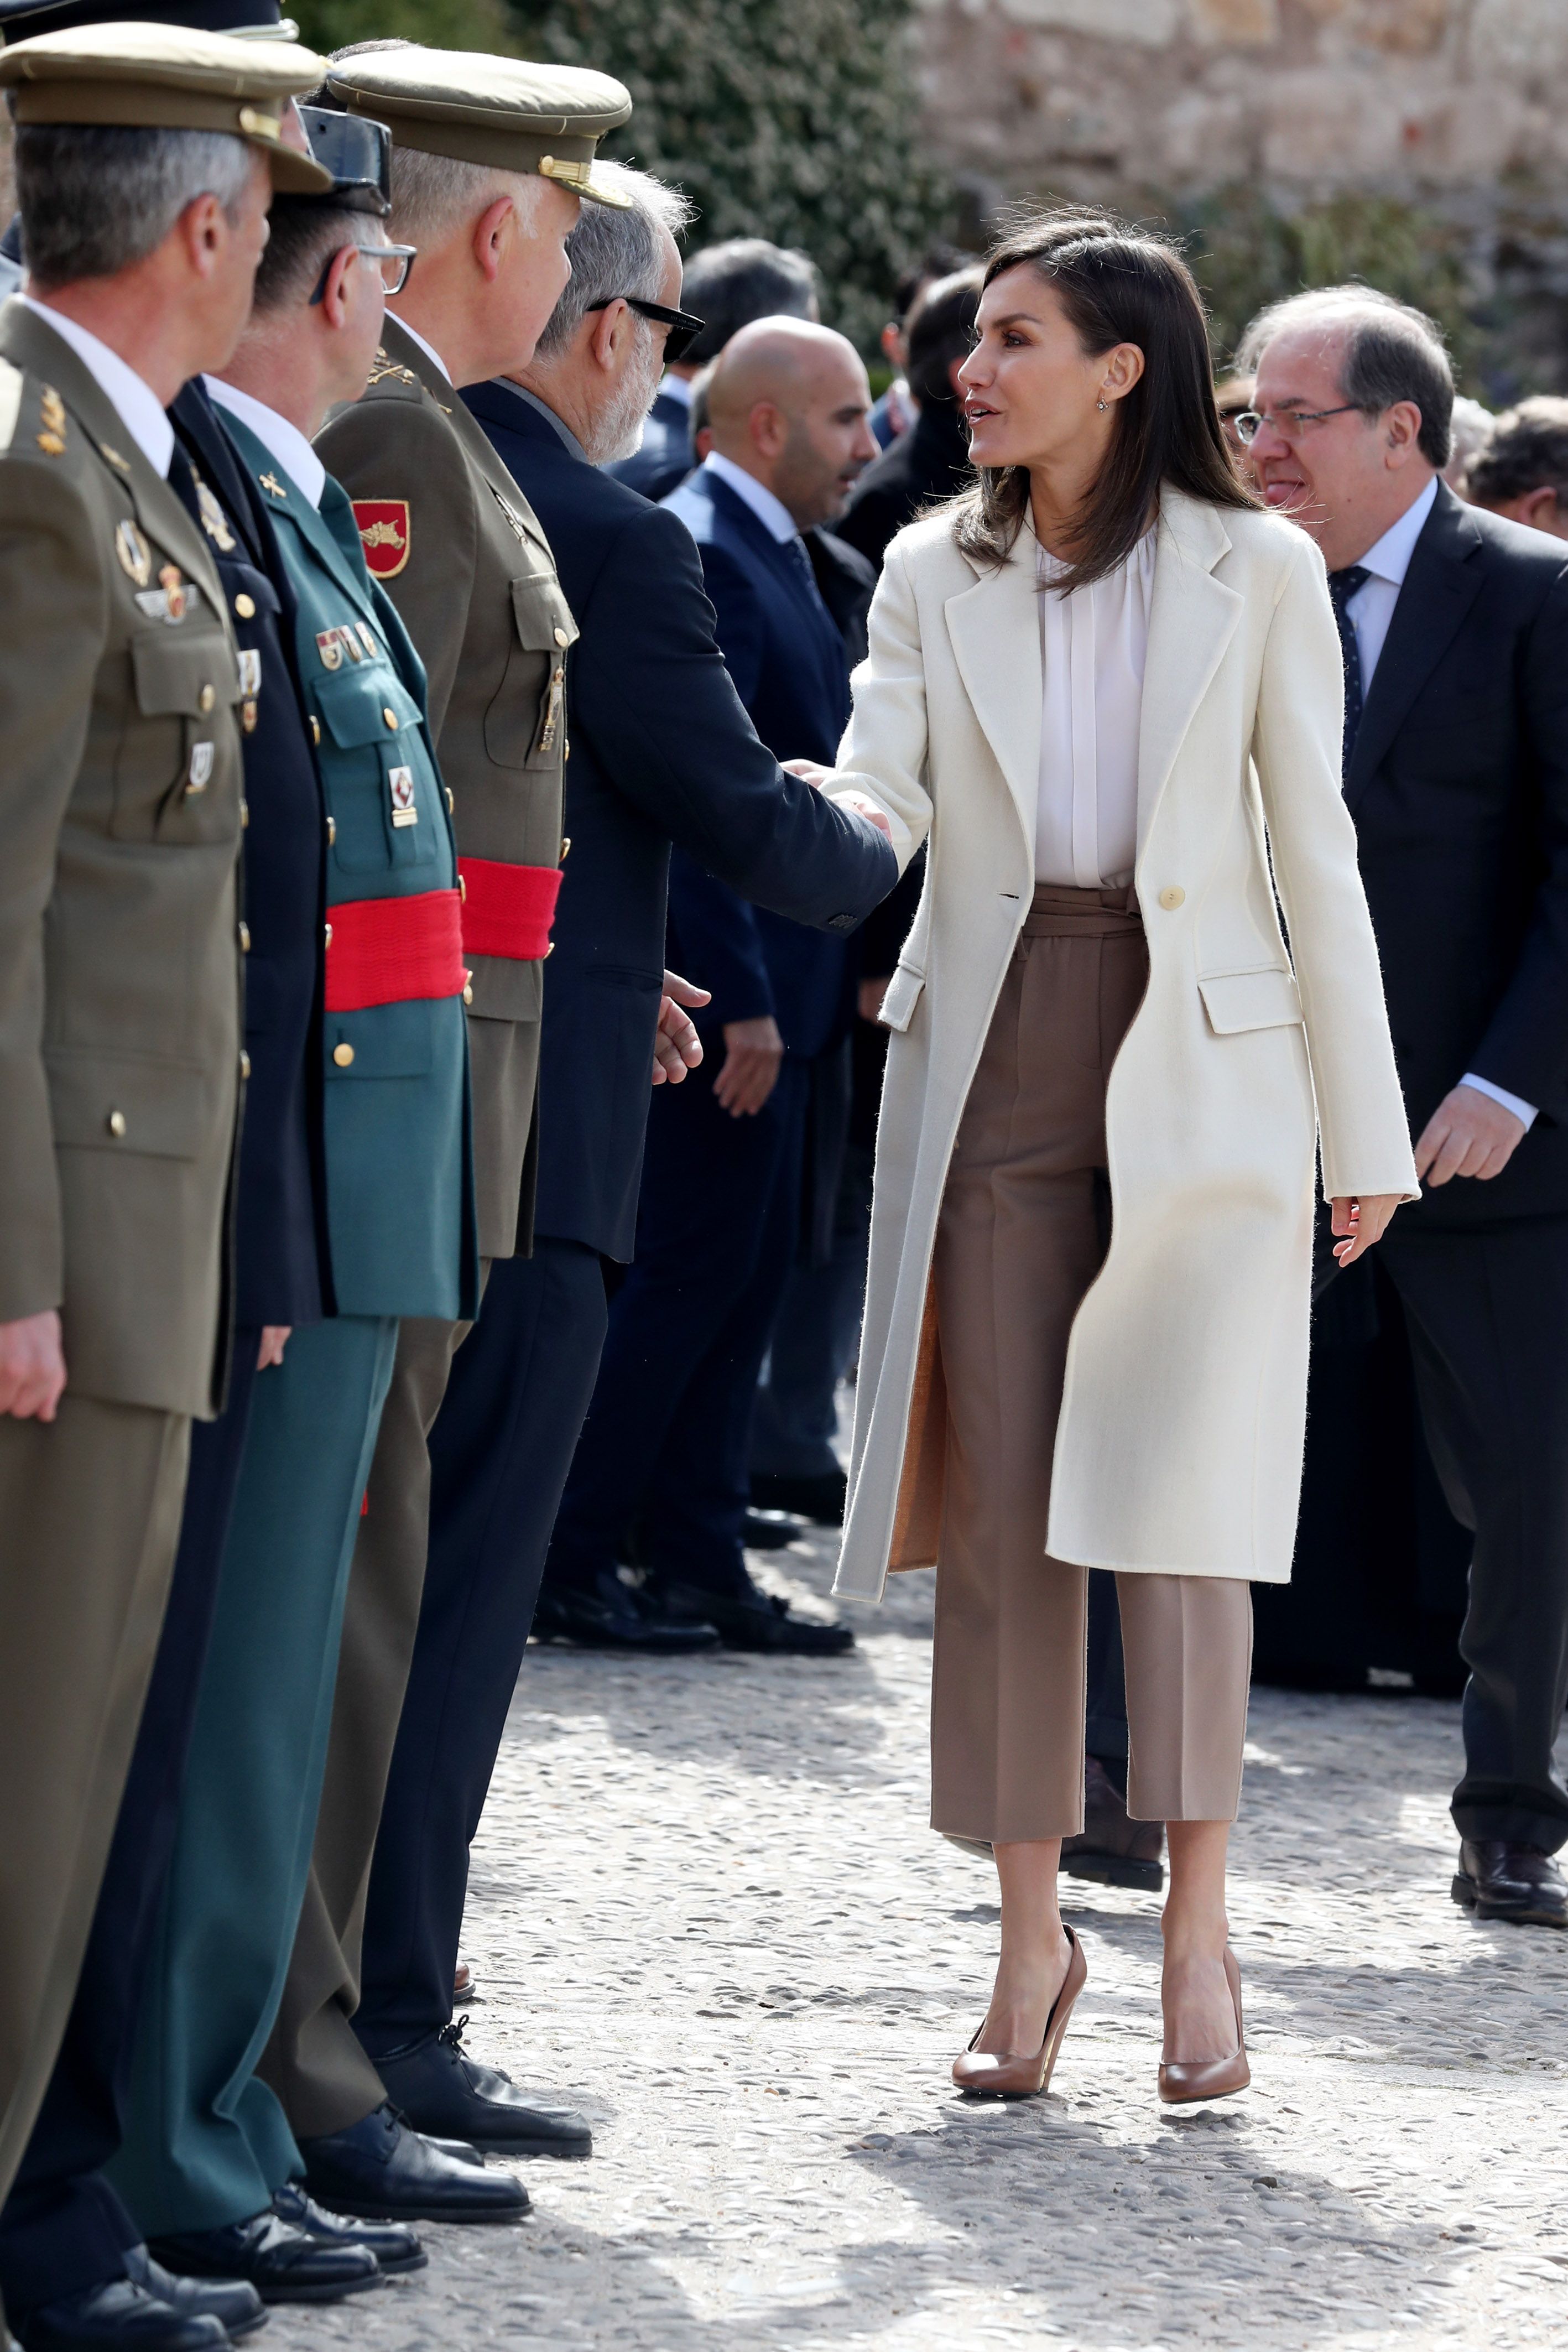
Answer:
[{"xmin": 957, "ymin": 266, "xmax": 1142, "ymax": 472}]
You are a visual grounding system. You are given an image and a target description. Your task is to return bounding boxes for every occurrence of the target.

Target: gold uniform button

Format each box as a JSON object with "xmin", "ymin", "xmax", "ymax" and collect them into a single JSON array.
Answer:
[
  {"xmin": 332, "ymin": 1042, "xmax": 355, "ymax": 1068},
  {"xmin": 198, "ymin": 683, "xmax": 216, "ymax": 714},
  {"xmin": 445, "ymin": 787, "xmax": 454, "ymax": 815},
  {"xmin": 310, "ymin": 716, "xmax": 322, "ymax": 747},
  {"xmin": 462, "ymin": 984, "xmax": 474, "ymax": 1007},
  {"xmin": 553, "ymin": 626, "xmax": 569, "ymax": 648},
  {"xmin": 238, "ymin": 921, "xmax": 251, "ymax": 952},
  {"xmin": 235, "ymin": 592, "xmax": 256, "ymax": 620},
  {"xmin": 324, "ymin": 923, "xmax": 334, "ymax": 949},
  {"xmin": 239, "ymin": 1049, "xmax": 252, "ymax": 1080},
  {"xmin": 326, "ymin": 815, "xmax": 337, "ymax": 846},
  {"xmin": 459, "ymin": 875, "xmax": 466, "ymax": 903},
  {"xmin": 383, "ymin": 707, "xmax": 399, "ymax": 731},
  {"xmin": 1158, "ymin": 885, "xmax": 1185, "ymax": 910},
  {"xmin": 107, "ymin": 1108, "xmax": 127, "ymax": 1139},
  {"xmin": 560, "ymin": 836, "xmax": 571, "ymax": 860},
  {"xmin": 239, "ymin": 797, "xmax": 249, "ymax": 830}
]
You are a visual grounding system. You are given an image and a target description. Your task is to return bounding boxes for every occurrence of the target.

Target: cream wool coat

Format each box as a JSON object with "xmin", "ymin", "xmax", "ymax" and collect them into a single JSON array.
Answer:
[{"xmin": 826, "ymin": 490, "xmax": 1419, "ymax": 1604}]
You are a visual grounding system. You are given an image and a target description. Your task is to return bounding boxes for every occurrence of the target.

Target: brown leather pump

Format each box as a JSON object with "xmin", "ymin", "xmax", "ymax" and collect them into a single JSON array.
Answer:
[
  {"xmin": 1157, "ymin": 1945, "xmax": 1249, "ymax": 2104},
  {"xmin": 952, "ymin": 1923, "xmax": 1088, "ymax": 2099}
]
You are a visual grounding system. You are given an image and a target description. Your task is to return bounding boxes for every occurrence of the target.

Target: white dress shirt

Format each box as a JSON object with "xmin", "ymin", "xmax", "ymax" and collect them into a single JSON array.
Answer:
[
  {"xmin": 1034, "ymin": 529, "xmax": 1156, "ymax": 888},
  {"xmin": 658, "ymin": 372, "xmax": 694, "ymax": 413},
  {"xmin": 1345, "ymin": 473, "xmax": 1535, "ymax": 1131},
  {"xmin": 19, "ymin": 296, "xmax": 171, "ymax": 477},
  {"xmin": 702, "ymin": 450, "xmax": 797, "ymax": 545},
  {"xmin": 204, "ymin": 377, "xmax": 325, "ymax": 511}
]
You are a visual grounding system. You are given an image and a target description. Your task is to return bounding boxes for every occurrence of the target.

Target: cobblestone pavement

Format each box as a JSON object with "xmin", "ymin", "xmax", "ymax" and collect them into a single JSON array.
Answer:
[{"xmin": 276, "ymin": 1525, "xmax": 1568, "ymax": 2352}]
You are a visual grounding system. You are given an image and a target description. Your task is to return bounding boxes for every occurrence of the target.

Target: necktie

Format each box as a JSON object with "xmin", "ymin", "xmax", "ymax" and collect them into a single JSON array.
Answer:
[{"xmin": 1326, "ymin": 563, "xmax": 1370, "ymax": 783}]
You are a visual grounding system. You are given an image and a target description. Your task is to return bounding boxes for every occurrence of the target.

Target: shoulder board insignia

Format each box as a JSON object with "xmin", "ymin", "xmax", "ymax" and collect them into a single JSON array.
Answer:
[
  {"xmin": 258, "ymin": 471, "xmax": 288, "ymax": 501},
  {"xmin": 100, "ymin": 445, "xmax": 132, "ymax": 473},
  {"xmin": 37, "ymin": 384, "xmax": 66, "ymax": 455},
  {"xmin": 114, "ymin": 518, "xmax": 152, "ymax": 589},
  {"xmin": 352, "ymin": 499, "xmax": 410, "ymax": 578},
  {"xmin": 0, "ymin": 358, "xmax": 22, "ymax": 454}
]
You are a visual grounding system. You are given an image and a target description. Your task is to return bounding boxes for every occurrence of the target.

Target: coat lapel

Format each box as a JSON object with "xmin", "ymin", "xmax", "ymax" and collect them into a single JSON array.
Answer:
[
  {"xmin": 942, "ymin": 528, "xmax": 1043, "ymax": 851},
  {"xmin": 1344, "ymin": 482, "xmax": 1484, "ymax": 815},
  {"xmin": 1135, "ymin": 491, "xmax": 1242, "ymax": 865}
]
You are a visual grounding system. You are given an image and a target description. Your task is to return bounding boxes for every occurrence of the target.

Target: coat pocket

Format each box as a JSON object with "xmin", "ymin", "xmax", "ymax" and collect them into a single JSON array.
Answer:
[
  {"xmin": 878, "ymin": 960, "xmax": 926, "ymax": 1033},
  {"xmin": 46, "ymin": 1050, "xmax": 209, "ymax": 1157},
  {"xmin": 1197, "ymin": 967, "xmax": 1303, "ymax": 1034},
  {"xmin": 482, "ymin": 575, "xmax": 579, "ymax": 769}
]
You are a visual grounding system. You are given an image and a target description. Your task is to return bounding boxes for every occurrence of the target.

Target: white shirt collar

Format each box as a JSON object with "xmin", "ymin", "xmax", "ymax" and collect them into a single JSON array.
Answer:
[
  {"xmin": 19, "ymin": 296, "xmax": 172, "ymax": 478},
  {"xmin": 1356, "ymin": 474, "xmax": 1439, "ymax": 589},
  {"xmin": 204, "ymin": 377, "xmax": 326, "ymax": 511},
  {"xmin": 659, "ymin": 372, "xmax": 694, "ymax": 411},
  {"xmin": 389, "ymin": 314, "xmax": 451, "ymax": 384},
  {"xmin": 702, "ymin": 450, "xmax": 798, "ymax": 545}
]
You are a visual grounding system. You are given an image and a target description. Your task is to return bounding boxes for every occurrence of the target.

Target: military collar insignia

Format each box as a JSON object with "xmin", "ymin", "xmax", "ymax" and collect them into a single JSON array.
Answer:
[
  {"xmin": 114, "ymin": 518, "xmax": 152, "ymax": 588},
  {"xmin": 258, "ymin": 471, "xmax": 289, "ymax": 501},
  {"xmin": 367, "ymin": 348, "xmax": 419, "ymax": 389},
  {"xmin": 100, "ymin": 444, "xmax": 132, "ymax": 474},
  {"xmin": 195, "ymin": 473, "xmax": 238, "ymax": 552}
]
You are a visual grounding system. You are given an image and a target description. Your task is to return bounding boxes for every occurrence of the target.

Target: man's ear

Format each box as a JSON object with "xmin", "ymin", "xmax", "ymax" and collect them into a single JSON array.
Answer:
[
  {"xmin": 319, "ymin": 241, "xmax": 359, "ymax": 331},
  {"xmin": 472, "ymin": 193, "xmax": 515, "ymax": 287},
  {"xmin": 1383, "ymin": 399, "xmax": 1425, "ymax": 468},
  {"xmin": 589, "ymin": 297, "xmax": 628, "ymax": 372},
  {"xmin": 177, "ymin": 190, "xmax": 228, "ymax": 281},
  {"xmin": 749, "ymin": 398, "xmax": 788, "ymax": 460}
]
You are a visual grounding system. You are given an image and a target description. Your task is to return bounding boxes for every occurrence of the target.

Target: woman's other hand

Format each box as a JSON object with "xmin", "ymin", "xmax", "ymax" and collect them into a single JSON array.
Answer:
[{"xmin": 1330, "ymin": 1194, "xmax": 1402, "ymax": 1267}]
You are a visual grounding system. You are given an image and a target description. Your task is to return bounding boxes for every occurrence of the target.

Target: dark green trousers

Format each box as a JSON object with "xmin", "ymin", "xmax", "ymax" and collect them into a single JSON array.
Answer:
[{"xmin": 108, "ymin": 1317, "xmax": 396, "ymax": 2236}]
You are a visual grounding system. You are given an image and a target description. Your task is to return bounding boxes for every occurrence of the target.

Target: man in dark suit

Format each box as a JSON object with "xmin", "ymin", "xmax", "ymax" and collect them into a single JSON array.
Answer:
[
  {"xmin": 545, "ymin": 315, "xmax": 882, "ymax": 1651},
  {"xmin": 836, "ymin": 267, "xmax": 979, "ymax": 571},
  {"xmin": 1246, "ymin": 285, "xmax": 1568, "ymax": 1930},
  {"xmin": 607, "ymin": 235, "xmax": 819, "ymax": 502},
  {"xmin": 259, "ymin": 165, "xmax": 896, "ymax": 2159}
]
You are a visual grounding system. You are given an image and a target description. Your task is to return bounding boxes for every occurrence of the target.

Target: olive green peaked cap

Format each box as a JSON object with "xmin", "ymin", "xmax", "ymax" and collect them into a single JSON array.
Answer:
[
  {"xmin": 324, "ymin": 45, "xmax": 633, "ymax": 207},
  {"xmin": 0, "ymin": 20, "xmax": 332, "ymax": 190}
]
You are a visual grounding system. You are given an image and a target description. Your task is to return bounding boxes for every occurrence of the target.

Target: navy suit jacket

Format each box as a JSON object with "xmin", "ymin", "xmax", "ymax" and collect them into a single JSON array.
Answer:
[
  {"xmin": 1347, "ymin": 482, "xmax": 1568, "ymax": 1225},
  {"xmin": 605, "ymin": 384, "xmax": 694, "ymax": 503},
  {"xmin": 661, "ymin": 466, "xmax": 858, "ymax": 1064},
  {"xmin": 462, "ymin": 382, "xmax": 895, "ymax": 1262}
]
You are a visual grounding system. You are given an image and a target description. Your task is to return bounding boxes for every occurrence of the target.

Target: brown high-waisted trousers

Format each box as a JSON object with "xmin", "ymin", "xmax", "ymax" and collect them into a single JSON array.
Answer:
[{"xmin": 930, "ymin": 883, "xmax": 1253, "ymax": 1845}]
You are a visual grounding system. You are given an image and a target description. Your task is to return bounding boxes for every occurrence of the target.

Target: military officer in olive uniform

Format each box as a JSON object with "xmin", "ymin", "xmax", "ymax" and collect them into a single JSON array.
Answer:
[
  {"xmin": 0, "ymin": 21, "xmax": 329, "ymax": 2249},
  {"xmin": 258, "ymin": 46, "xmax": 632, "ymax": 2210},
  {"xmin": 106, "ymin": 109, "xmax": 493, "ymax": 2295}
]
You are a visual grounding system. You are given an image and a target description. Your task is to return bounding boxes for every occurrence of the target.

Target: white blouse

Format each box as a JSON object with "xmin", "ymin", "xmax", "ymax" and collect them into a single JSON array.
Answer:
[{"xmin": 1034, "ymin": 528, "xmax": 1157, "ymax": 888}]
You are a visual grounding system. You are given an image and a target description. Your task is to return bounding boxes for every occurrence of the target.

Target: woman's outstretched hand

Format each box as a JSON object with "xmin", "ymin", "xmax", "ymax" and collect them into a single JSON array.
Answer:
[{"xmin": 1330, "ymin": 1193, "xmax": 1402, "ymax": 1267}]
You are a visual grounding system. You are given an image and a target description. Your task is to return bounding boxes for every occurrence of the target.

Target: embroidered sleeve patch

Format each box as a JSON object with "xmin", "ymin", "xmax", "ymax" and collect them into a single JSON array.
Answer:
[{"xmin": 353, "ymin": 499, "xmax": 411, "ymax": 578}]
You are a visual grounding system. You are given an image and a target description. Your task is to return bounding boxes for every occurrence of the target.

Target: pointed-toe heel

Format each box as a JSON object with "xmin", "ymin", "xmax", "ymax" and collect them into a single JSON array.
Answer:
[
  {"xmin": 951, "ymin": 1923, "xmax": 1087, "ymax": 2099},
  {"xmin": 1158, "ymin": 1944, "xmax": 1250, "ymax": 2105}
]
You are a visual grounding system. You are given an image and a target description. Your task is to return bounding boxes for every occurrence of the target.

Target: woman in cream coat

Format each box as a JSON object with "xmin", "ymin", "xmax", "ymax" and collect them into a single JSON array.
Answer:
[{"xmin": 810, "ymin": 216, "xmax": 1419, "ymax": 2102}]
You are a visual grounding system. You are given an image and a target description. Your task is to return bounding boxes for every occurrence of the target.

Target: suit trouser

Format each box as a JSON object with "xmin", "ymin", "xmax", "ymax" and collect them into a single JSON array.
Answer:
[
  {"xmin": 0, "ymin": 1353, "xmax": 259, "ymax": 2321},
  {"xmin": 108, "ymin": 1317, "xmax": 395, "ymax": 2237},
  {"xmin": 0, "ymin": 1401, "xmax": 191, "ymax": 2223},
  {"xmin": 930, "ymin": 887, "xmax": 1252, "ymax": 1844},
  {"xmin": 296, "ymin": 1240, "xmax": 610, "ymax": 2077},
  {"xmin": 750, "ymin": 1137, "xmax": 873, "ymax": 1484},
  {"xmin": 1377, "ymin": 1216, "xmax": 1568, "ymax": 1852},
  {"xmin": 546, "ymin": 1053, "xmax": 803, "ymax": 1601}
]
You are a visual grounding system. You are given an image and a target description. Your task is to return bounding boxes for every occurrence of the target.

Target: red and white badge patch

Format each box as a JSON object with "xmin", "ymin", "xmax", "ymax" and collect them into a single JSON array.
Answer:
[{"xmin": 353, "ymin": 500, "xmax": 410, "ymax": 578}]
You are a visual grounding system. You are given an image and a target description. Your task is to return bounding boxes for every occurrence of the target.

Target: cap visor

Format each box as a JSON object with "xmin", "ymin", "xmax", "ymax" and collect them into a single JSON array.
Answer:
[{"xmin": 267, "ymin": 141, "xmax": 333, "ymax": 194}]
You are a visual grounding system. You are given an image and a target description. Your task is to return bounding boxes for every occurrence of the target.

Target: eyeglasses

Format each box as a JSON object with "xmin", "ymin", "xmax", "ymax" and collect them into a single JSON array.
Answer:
[
  {"xmin": 1233, "ymin": 404, "xmax": 1362, "ymax": 445},
  {"xmin": 585, "ymin": 295, "xmax": 706, "ymax": 364},
  {"xmin": 309, "ymin": 242, "xmax": 418, "ymax": 306}
]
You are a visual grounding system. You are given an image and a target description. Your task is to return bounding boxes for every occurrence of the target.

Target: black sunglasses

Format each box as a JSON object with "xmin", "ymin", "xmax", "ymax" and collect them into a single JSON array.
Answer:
[{"xmin": 586, "ymin": 295, "xmax": 706, "ymax": 365}]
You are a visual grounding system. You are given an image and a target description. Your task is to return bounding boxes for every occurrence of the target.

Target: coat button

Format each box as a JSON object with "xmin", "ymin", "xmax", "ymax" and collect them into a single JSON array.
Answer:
[
  {"xmin": 235, "ymin": 593, "xmax": 256, "ymax": 620},
  {"xmin": 333, "ymin": 1042, "xmax": 355, "ymax": 1068},
  {"xmin": 107, "ymin": 1108, "xmax": 126, "ymax": 1138},
  {"xmin": 462, "ymin": 983, "xmax": 473, "ymax": 1006},
  {"xmin": 554, "ymin": 625, "xmax": 569, "ymax": 647},
  {"xmin": 324, "ymin": 923, "xmax": 333, "ymax": 949},
  {"xmin": 560, "ymin": 836, "xmax": 571, "ymax": 860},
  {"xmin": 238, "ymin": 920, "xmax": 251, "ymax": 951},
  {"xmin": 1158, "ymin": 885, "xmax": 1185, "ymax": 910},
  {"xmin": 239, "ymin": 1050, "xmax": 251, "ymax": 1080},
  {"xmin": 445, "ymin": 787, "xmax": 454, "ymax": 815},
  {"xmin": 239, "ymin": 797, "xmax": 249, "ymax": 829},
  {"xmin": 326, "ymin": 814, "xmax": 336, "ymax": 845},
  {"xmin": 383, "ymin": 707, "xmax": 399, "ymax": 730},
  {"xmin": 199, "ymin": 683, "xmax": 216, "ymax": 713},
  {"xmin": 310, "ymin": 716, "xmax": 321, "ymax": 746}
]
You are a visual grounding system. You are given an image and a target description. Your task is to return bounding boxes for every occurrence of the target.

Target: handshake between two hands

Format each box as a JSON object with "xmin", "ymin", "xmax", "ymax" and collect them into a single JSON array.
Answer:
[{"xmin": 782, "ymin": 758, "xmax": 894, "ymax": 842}]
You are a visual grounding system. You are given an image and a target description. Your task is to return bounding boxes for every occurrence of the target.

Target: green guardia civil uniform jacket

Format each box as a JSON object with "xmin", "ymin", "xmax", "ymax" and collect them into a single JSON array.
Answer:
[
  {"xmin": 0, "ymin": 299, "xmax": 244, "ymax": 1417},
  {"xmin": 221, "ymin": 410, "xmax": 477, "ymax": 1322},
  {"xmin": 315, "ymin": 316, "xmax": 577, "ymax": 1262}
]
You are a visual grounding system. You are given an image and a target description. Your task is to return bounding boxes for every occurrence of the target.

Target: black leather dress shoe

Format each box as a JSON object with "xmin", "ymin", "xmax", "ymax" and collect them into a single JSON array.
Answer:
[
  {"xmin": 146, "ymin": 2213, "xmax": 378, "ymax": 2307},
  {"xmin": 1452, "ymin": 1840, "xmax": 1568, "ymax": 1926},
  {"xmin": 123, "ymin": 2249, "xmax": 265, "ymax": 2339},
  {"xmin": 378, "ymin": 2020, "xmax": 593, "ymax": 2157},
  {"xmin": 531, "ymin": 1569, "xmax": 719, "ymax": 1653},
  {"xmin": 298, "ymin": 2101, "xmax": 528, "ymax": 2223},
  {"xmin": 19, "ymin": 2282, "xmax": 230, "ymax": 2352},
  {"xmin": 655, "ymin": 1578, "xmax": 855, "ymax": 1656},
  {"xmin": 749, "ymin": 1469, "xmax": 847, "ymax": 1525},
  {"xmin": 270, "ymin": 2184, "xmax": 425, "ymax": 2274},
  {"xmin": 1060, "ymin": 1756, "xmax": 1165, "ymax": 1893},
  {"xmin": 742, "ymin": 1509, "xmax": 808, "ymax": 1551}
]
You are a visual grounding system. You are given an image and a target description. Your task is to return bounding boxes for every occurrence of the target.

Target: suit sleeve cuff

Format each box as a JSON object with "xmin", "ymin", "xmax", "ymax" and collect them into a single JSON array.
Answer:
[{"xmin": 1460, "ymin": 1073, "xmax": 1538, "ymax": 1131}]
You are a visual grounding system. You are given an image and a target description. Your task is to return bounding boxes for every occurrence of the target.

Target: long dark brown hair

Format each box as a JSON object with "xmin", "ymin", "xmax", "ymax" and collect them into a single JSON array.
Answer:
[{"xmin": 948, "ymin": 209, "xmax": 1257, "ymax": 591}]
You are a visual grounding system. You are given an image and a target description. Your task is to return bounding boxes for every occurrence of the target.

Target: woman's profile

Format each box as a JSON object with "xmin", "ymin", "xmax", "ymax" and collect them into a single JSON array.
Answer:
[{"xmin": 808, "ymin": 211, "xmax": 1419, "ymax": 2100}]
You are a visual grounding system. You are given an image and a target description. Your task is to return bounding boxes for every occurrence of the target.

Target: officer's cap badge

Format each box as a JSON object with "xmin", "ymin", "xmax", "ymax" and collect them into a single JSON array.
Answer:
[{"xmin": 352, "ymin": 499, "xmax": 410, "ymax": 578}]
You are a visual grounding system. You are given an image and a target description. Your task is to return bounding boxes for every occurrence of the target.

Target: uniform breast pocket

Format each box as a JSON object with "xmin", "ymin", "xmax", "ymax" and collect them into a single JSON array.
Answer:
[
  {"xmin": 482, "ymin": 574, "xmax": 578, "ymax": 770},
  {"xmin": 112, "ymin": 627, "xmax": 241, "ymax": 845},
  {"xmin": 315, "ymin": 663, "xmax": 436, "ymax": 875}
]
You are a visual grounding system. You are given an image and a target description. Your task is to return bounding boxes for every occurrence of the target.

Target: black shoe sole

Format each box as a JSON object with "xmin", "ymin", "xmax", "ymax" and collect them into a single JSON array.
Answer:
[
  {"xmin": 1062, "ymin": 1849, "xmax": 1164, "ymax": 1893},
  {"xmin": 367, "ymin": 2249, "xmax": 429, "ymax": 2275},
  {"xmin": 228, "ymin": 2312, "xmax": 272, "ymax": 2340},
  {"xmin": 303, "ymin": 2188, "xmax": 529, "ymax": 2224},
  {"xmin": 1451, "ymin": 1873, "xmax": 1567, "ymax": 1926},
  {"xmin": 253, "ymin": 2271, "xmax": 383, "ymax": 2306}
]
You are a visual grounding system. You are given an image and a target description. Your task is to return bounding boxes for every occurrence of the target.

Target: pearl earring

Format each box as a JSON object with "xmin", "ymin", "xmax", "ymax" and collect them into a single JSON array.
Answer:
[{"xmin": 1096, "ymin": 398, "xmax": 1108, "ymax": 411}]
